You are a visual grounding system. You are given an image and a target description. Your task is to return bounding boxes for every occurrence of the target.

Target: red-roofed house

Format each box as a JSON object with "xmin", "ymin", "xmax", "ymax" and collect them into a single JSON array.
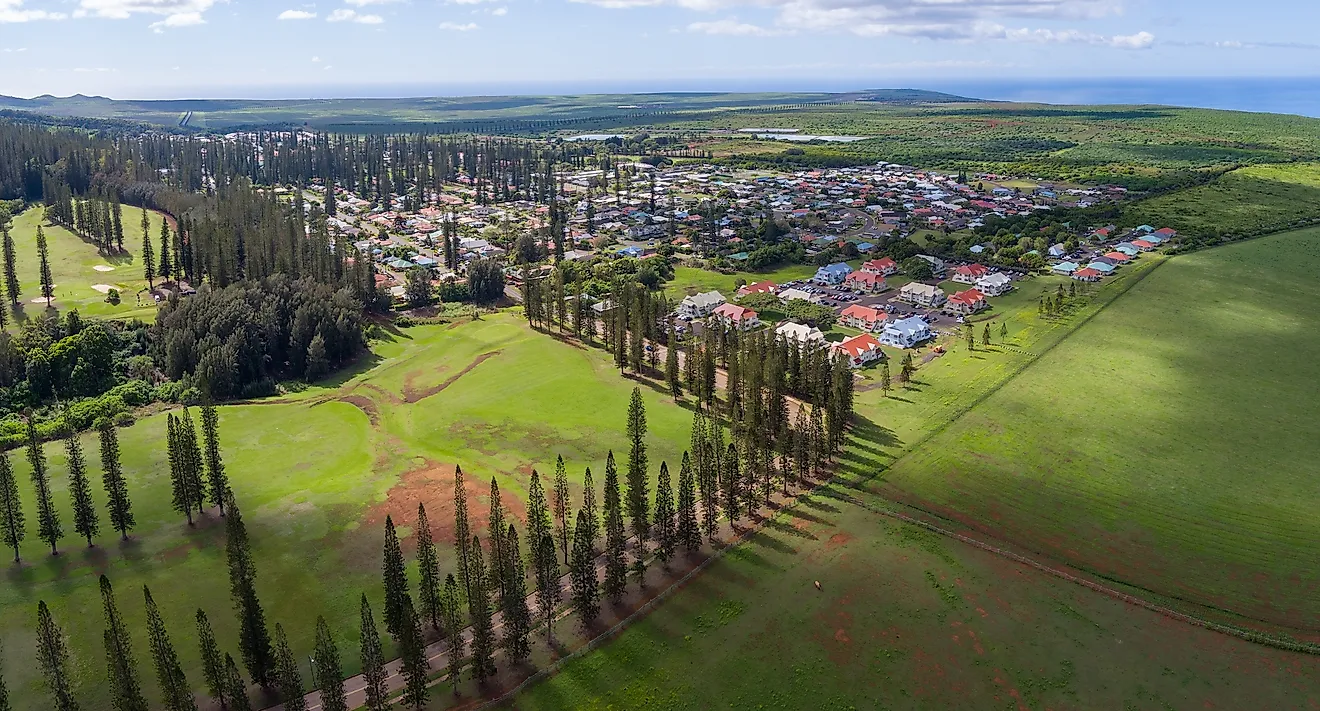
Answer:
[
  {"xmin": 709, "ymin": 303, "xmax": 761, "ymax": 330},
  {"xmin": 832, "ymin": 333, "xmax": 884, "ymax": 368},
  {"xmin": 1131, "ymin": 239, "xmax": 1156, "ymax": 251},
  {"xmin": 1154, "ymin": 227, "xmax": 1178, "ymax": 238},
  {"xmin": 944, "ymin": 288, "xmax": 988, "ymax": 316},
  {"xmin": 737, "ymin": 280, "xmax": 777, "ymax": 297},
  {"xmin": 844, "ymin": 271, "xmax": 887, "ymax": 293},
  {"xmin": 840, "ymin": 305, "xmax": 888, "ymax": 332},
  {"xmin": 861, "ymin": 257, "xmax": 898, "ymax": 276},
  {"xmin": 1072, "ymin": 267, "xmax": 1101, "ymax": 282},
  {"xmin": 951, "ymin": 263, "xmax": 991, "ymax": 284},
  {"xmin": 1102, "ymin": 251, "xmax": 1132, "ymax": 263}
]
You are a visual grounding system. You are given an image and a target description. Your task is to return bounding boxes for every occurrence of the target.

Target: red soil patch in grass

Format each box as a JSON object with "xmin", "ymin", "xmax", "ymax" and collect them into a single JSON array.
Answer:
[
  {"xmin": 401, "ymin": 350, "xmax": 502, "ymax": 404},
  {"xmin": 335, "ymin": 394, "xmax": 381, "ymax": 427},
  {"xmin": 363, "ymin": 459, "xmax": 529, "ymax": 548},
  {"xmin": 825, "ymin": 531, "xmax": 854, "ymax": 552}
]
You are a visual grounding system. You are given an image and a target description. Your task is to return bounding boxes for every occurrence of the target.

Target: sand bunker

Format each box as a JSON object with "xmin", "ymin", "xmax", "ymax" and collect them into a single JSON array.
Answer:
[
  {"xmin": 92, "ymin": 284, "xmax": 115, "ymax": 294},
  {"xmin": 93, "ymin": 265, "xmax": 115, "ymax": 272}
]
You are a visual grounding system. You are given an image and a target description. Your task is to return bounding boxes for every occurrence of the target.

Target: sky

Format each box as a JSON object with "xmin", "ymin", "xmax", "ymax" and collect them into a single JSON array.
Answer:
[{"xmin": 0, "ymin": 0, "xmax": 1318, "ymax": 99}]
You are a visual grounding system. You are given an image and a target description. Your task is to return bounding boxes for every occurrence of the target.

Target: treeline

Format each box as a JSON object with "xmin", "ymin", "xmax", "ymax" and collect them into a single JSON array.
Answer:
[{"xmin": 154, "ymin": 276, "xmax": 367, "ymax": 399}]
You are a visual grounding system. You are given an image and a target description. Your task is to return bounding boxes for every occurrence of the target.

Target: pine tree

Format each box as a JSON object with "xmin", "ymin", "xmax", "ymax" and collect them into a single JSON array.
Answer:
[
  {"xmin": 223, "ymin": 655, "xmax": 251, "ymax": 711},
  {"xmin": 441, "ymin": 575, "xmax": 464, "ymax": 692},
  {"xmin": 603, "ymin": 452, "xmax": 627, "ymax": 604},
  {"xmin": 397, "ymin": 599, "xmax": 429, "ymax": 709},
  {"xmin": 224, "ymin": 490, "xmax": 273, "ymax": 686},
  {"xmin": 273, "ymin": 624, "xmax": 306, "ymax": 711},
  {"xmin": 178, "ymin": 408, "xmax": 206, "ymax": 515},
  {"xmin": 0, "ymin": 637, "xmax": 11, "ymax": 711},
  {"xmin": 552, "ymin": 455, "xmax": 572, "ymax": 566},
  {"xmin": 0, "ymin": 452, "xmax": 24, "ymax": 563},
  {"xmin": 467, "ymin": 535, "xmax": 497, "ymax": 683},
  {"xmin": 381, "ymin": 515, "xmax": 410, "ymax": 640},
  {"xmin": 487, "ymin": 478, "xmax": 507, "ymax": 599},
  {"xmin": 311, "ymin": 617, "xmax": 347, "ymax": 711},
  {"xmin": 676, "ymin": 452, "xmax": 700, "ymax": 552},
  {"xmin": 144, "ymin": 587, "xmax": 195, "ymax": 711},
  {"xmin": 166, "ymin": 416, "xmax": 193, "ymax": 525},
  {"xmin": 524, "ymin": 469, "xmax": 552, "ymax": 574},
  {"xmin": 500, "ymin": 524, "xmax": 531, "ymax": 663},
  {"xmin": 37, "ymin": 224, "xmax": 53, "ymax": 307},
  {"xmin": 65, "ymin": 428, "xmax": 99, "ymax": 547},
  {"xmin": 27, "ymin": 419, "xmax": 62, "ymax": 554},
  {"xmin": 665, "ymin": 328, "xmax": 681, "ymax": 398},
  {"xmin": 653, "ymin": 461, "xmax": 676, "ymax": 565},
  {"xmin": 580, "ymin": 466, "xmax": 598, "ymax": 552},
  {"xmin": 101, "ymin": 576, "xmax": 149, "ymax": 711},
  {"xmin": 357, "ymin": 595, "xmax": 388, "ymax": 711},
  {"xmin": 453, "ymin": 465, "xmax": 472, "ymax": 599},
  {"xmin": 200, "ymin": 404, "xmax": 229, "ymax": 515},
  {"xmin": 142, "ymin": 209, "xmax": 156, "ymax": 288},
  {"xmin": 159, "ymin": 219, "xmax": 173, "ymax": 282},
  {"xmin": 569, "ymin": 509, "xmax": 599, "ymax": 627},
  {"xmin": 98, "ymin": 420, "xmax": 135, "ymax": 539},
  {"xmin": 722, "ymin": 443, "xmax": 741, "ymax": 527},
  {"xmin": 37, "ymin": 601, "xmax": 79, "ymax": 711},
  {"xmin": 625, "ymin": 388, "xmax": 650, "ymax": 545},
  {"xmin": 534, "ymin": 533, "xmax": 561, "ymax": 643},
  {"xmin": 195, "ymin": 610, "xmax": 228, "ymax": 710},
  {"xmin": 415, "ymin": 504, "xmax": 442, "ymax": 632},
  {"xmin": 1, "ymin": 226, "xmax": 18, "ymax": 305}
]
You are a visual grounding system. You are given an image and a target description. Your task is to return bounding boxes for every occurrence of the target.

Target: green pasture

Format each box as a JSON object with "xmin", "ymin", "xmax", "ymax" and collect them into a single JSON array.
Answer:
[
  {"xmin": 0, "ymin": 312, "xmax": 695, "ymax": 709},
  {"xmin": 1131, "ymin": 162, "xmax": 1320, "ymax": 238},
  {"xmin": 7, "ymin": 207, "xmax": 161, "ymax": 321},
  {"xmin": 879, "ymin": 228, "xmax": 1320, "ymax": 633}
]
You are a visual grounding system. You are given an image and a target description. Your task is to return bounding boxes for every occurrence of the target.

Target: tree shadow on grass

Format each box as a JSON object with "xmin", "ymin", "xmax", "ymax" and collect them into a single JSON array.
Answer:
[
  {"xmin": 742, "ymin": 529, "xmax": 798, "ymax": 557},
  {"xmin": 783, "ymin": 506, "xmax": 831, "ymax": 526},
  {"xmin": 762, "ymin": 516, "xmax": 819, "ymax": 540}
]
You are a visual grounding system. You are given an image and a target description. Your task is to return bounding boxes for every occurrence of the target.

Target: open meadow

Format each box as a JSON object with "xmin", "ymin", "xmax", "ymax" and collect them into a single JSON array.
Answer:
[
  {"xmin": 0, "ymin": 312, "xmax": 696, "ymax": 708},
  {"xmin": 878, "ymin": 227, "xmax": 1320, "ymax": 636}
]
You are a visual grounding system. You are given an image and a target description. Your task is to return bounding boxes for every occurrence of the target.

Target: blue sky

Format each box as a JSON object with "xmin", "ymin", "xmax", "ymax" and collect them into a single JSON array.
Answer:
[{"xmin": 0, "ymin": 0, "xmax": 1317, "ymax": 98}]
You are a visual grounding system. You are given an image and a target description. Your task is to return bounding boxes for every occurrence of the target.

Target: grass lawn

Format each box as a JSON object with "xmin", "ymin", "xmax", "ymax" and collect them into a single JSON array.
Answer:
[
  {"xmin": 1131, "ymin": 162, "xmax": 1320, "ymax": 238},
  {"xmin": 0, "ymin": 312, "xmax": 696, "ymax": 709},
  {"xmin": 7, "ymin": 207, "xmax": 162, "ymax": 321},
  {"xmin": 666, "ymin": 263, "xmax": 816, "ymax": 299},
  {"xmin": 879, "ymin": 228, "xmax": 1320, "ymax": 634}
]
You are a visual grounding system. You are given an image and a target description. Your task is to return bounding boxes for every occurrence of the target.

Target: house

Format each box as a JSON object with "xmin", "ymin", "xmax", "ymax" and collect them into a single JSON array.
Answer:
[
  {"xmin": 1131, "ymin": 239, "xmax": 1156, "ymax": 251},
  {"xmin": 898, "ymin": 282, "xmax": 947, "ymax": 308},
  {"xmin": 737, "ymin": 280, "xmax": 777, "ymax": 297},
  {"xmin": 775, "ymin": 321, "xmax": 826, "ymax": 347},
  {"xmin": 1072, "ymin": 267, "xmax": 1102, "ymax": 282},
  {"xmin": 944, "ymin": 288, "xmax": 989, "ymax": 316},
  {"xmin": 843, "ymin": 271, "xmax": 887, "ymax": 293},
  {"xmin": 832, "ymin": 333, "xmax": 884, "ymax": 368},
  {"xmin": 616, "ymin": 245, "xmax": 645, "ymax": 258},
  {"xmin": 879, "ymin": 316, "xmax": 932, "ymax": 349},
  {"xmin": 1048, "ymin": 243, "xmax": 1068, "ymax": 258},
  {"xmin": 1103, "ymin": 251, "xmax": 1132, "ymax": 263},
  {"xmin": 840, "ymin": 304, "xmax": 888, "ymax": 332},
  {"xmin": 709, "ymin": 303, "xmax": 761, "ymax": 330},
  {"xmin": 860, "ymin": 257, "xmax": 898, "ymax": 276},
  {"xmin": 812, "ymin": 262, "xmax": 853, "ymax": 285},
  {"xmin": 777, "ymin": 287, "xmax": 820, "ymax": 304},
  {"xmin": 951, "ymin": 263, "xmax": 990, "ymax": 284},
  {"xmin": 1051, "ymin": 261, "xmax": 1080, "ymax": 275},
  {"xmin": 1154, "ymin": 227, "xmax": 1178, "ymax": 239},
  {"xmin": 677, "ymin": 291, "xmax": 726, "ymax": 319},
  {"xmin": 917, "ymin": 254, "xmax": 947, "ymax": 276},
  {"xmin": 976, "ymin": 273, "xmax": 1013, "ymax": 296}
]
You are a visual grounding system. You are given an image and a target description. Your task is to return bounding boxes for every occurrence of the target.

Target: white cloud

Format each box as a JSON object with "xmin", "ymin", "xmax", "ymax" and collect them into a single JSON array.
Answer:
[
  {"xmin": 77, "ymin": 0, "xmax": 222, "ymax": 21},
  {"xmin": 327, "ymin": 8, "xmax": 384, "ymax": 22},
  {"xmin": 687, "ymin": 18, "xmax": 787, "ymax": 36},
  {"xmin": 311, "ymin": 55, "xmax": 321, "ymax": 62},
  {"xmin": 439, "ymin": 20, "xmax": 479, "ymax": 30},
  {"xmin": 491, "ymin": 6, "xmax": 507, "ymax": 15},
  {"xmin": 149, "ymin": 11, "xmax": 205, "ymax": 31},
  {"xmin": 0, "ymin": 0, "xmax": 68, "ymax": 22},
  {"xmin": 344, "ymin": 0, "xmax": 400, "ymax": 4},
  {"xmin": 278, "ymin": 9, "xmax": 317, "ymax": 19},
  {"xmin": 74, "ymin": 66, "xmax": 116, "ymax": 72},
  {"xmin": 2, "ymin": 47, "xmax": 29, "ymax": 52}
]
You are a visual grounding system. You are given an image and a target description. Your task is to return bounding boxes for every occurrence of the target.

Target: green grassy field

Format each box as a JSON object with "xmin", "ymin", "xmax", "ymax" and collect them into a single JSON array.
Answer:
[
  {"xmin": 7, "ymin": 207, "xmax": 161, "ymax": 321},
  {"xmin": 878, "ymin": 228, "xmax": 1320, "ymax": 634},
  {"xmin": 1131, "ymin": 162, "xmax": 1320, "ymax": 239},
  {"xmin": 0, "ymin": 312, "xmax": 695, "ymax": 708},
  {"xmin": 665, "ymin": 263, "xmax": 816, "ymax": 298}
]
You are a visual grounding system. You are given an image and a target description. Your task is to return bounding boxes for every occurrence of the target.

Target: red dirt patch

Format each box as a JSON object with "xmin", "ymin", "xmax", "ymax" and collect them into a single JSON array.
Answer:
[
  {"xmin": 363, "ymin": 460, "xmax": 528, "ymax": 547},
  {"xmin": 825, "ymin": 531, "xmax": 855, "ymax": 552},
  {"xmin": 335, "ymin": 394, "xmax": 381, "ymax": 427},
  {"xmin": 401, "ymin": 350, "xmax": 502, "ymax": 404}
]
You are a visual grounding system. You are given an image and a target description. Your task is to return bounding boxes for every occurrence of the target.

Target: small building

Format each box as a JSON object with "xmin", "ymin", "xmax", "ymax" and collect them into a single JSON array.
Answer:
[
  {"xmin": 1130, "ymin": 239, "xmax": 1156, "ymax": 252},
  {"xmin": 737, "ymin": 280, "xmax": 777, "ymax": 297},
  {"xmin": 1051, "ymin": 261, "xmax": 1080, "ymax": 275},
  {"xmin": 860, "ymin": 257, "xmax": 898, "ymax": 276},
  {"xmin": 1086, "ymin": 261, "xmax": 1117, "ymax": 275},
  {"xmin": 833, "ymin": 333, "xmax": 884, "ymax": 368},
  {"xmin": 879, "ymin": 316, "xmax": 932, "ymax": 349},
  {"xmin": 1048, "ymin": 243, "xmax": 1068, "ymax": 258},
  {"xmin": 709, "ymin": 303, "xmax": 761, "ymax": 331},
  {"xmin": 775, "ymin": 321, "xmax": 827, "ymax": 347},
  {"xmin": 976, "ymin": 272, "xmax": 1013, "ymax": 297},
  {"xmin": 898, "ymin": 282, "xmax": 947, "ymax": 308},
  {"xmin": 1072, "ymin": 267, "xmax": 1102, "ymax": 282},
  {"xmin": 812, "ymin": 262, "xmax": 853, "ymax": 285},
  {"xmin": 951, "ymin": 263, "xmax": 990, "ymax": 284},
  {"xmin": 777, "ymin": 287, "xmax": 821, "ymax": 304},
  {"xmin": 1103, "ymin": 251, "xmax": 1132, "ymax": 263},
  {"xmin": 677, "ymin": 291, "xmax": 726, "ymax": 320},
  {"xmin": 843, "ymin": 271, "xmax": 887, "ymax": 293},
  {"xmin": 917, "ymin": 254, "xmax": 947, "ymax": 276},
  {"xmin": 945, "ymin": 288, "xmax": 989, "ymax": 316},
  {"xmin": 840, "ymin": 304, "xmax": 888, "ymax": 332}
]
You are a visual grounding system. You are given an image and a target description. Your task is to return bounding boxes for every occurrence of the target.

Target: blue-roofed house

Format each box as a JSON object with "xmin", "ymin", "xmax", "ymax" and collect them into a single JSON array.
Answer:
[
  {"xmin": 616, "ymin": 246, "xmax": 645, "ymax": 258},
  {"xmin": 878, "ymin": 316, "xmax": 932, "ymax": 349},
  {"xmin": 1113, "ymin": 244, "xmax": 1139, "ymax": 257},
  {"xmin": 969, "ymin": 244, "xmax": 985, "ymax": 255},
  {"xmin": 813, "ymin": 262, "xmax": 853, "ymax": 285},
  {"xmin": 1135, "ymin": 225, "xmax": 1156, "ymax": 234},
  {"xmin": 387, "ymin": 258, "xmax": 413, "ymax": 270},
  {"xmin": 1048, "ymin": 243, "xmax": 1068, "ymax": 258},
  {"xmin": 1051, "ymin": 261, "xmax": 1080, "ymax": 275},
  {"xmin": 857, "ymin": 242, "xmax": 876, "ymax": 253},
  {"xmin": 1087, "ymin": 261, "xmax": 1116, "ymax": 274},
  {"xmin": 412, "ymin": 256, "xmax": 438, "ymax": 268}
]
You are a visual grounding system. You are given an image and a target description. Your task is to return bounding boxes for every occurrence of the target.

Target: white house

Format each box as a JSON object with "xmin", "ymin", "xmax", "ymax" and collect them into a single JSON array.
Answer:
[
  {"xmin": 677, "ymin": 291, "xmax": 726, "ymax": 320},
  {"xmin": 777, "ymin": 288, "xmax": 821, "ymax": 304},
  {"xmin": 775, "ymin": 321, "xmax": 826, "ymax": 347},
  {"xmin": 976, "ymin": 273, "xmax": 1013, "ymax": 296},
  {"xmin": 950, "ymin": 263, "xmax": 990, "ymax": 284},
  {"xmin": 879, "ymin": 316, "xmax": 932, "ymax": 349},
  {"xmin": 898, "ymin": 282, "xmax": 947, "ymax": 308},
  {"xmin": 917, "ymin": 254, "xmax": 947, "ymax": 276}
]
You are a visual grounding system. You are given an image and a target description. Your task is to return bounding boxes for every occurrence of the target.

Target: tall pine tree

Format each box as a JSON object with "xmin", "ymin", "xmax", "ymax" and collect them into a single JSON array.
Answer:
[
  {"xmin": 453, "ymin": 465, "xmax": 472, "ymax": 600},
  {"xmin": 65, "ymin": 427, "xmax": 99, "ymax": 547},
  {"xmin": 603, "ymin": 451, "xmax": 627, "ymax": 604},
  {"xmin": 570, "ymin": 509, "xmax": 599, "ymax": 627},
  {"xmin": 195, "ymin": 610, "xmax": 228, "ymax": 710},
  {"xmin": 273, "ymin": 624, "xmax": 306, "ymax": 711},
  {"xmin": 654, "ymin": 461, "xmax": 676, "ymax": 565},
  {"xmin": 200, "ymin": 404, "xmax": 229, "ymax": 515},
  {"xmin": 416, "ymin": 504, "xmax": 442, "ymax": 632},
  {"xmin": 380, "ymin": 515, "xmax": 410, "ymax": 640},
  {"xmin": 625, "ymin": 387, "xmax": 650, "ymax": 542},
  {"xmin": 487, "ymin": 478, "xmax": 507, "ymax": 599},
  {"xmin": 312, "ymin": 617, "xmax": 347, "ymax": 711},
  {"xmin": 552, "ymin": 455, "xmax": 572, "ymax": 566},
  {"xmin": 166, "ymin": 415, "xmax": 194, "ymax": 525},
  {"xmin": 0, "ymin": 452, "xmax": 24, "ymax": 562},
  {"xmin": 224, "ymin": 489, "xmax": 273, "ymax": 686},
  {"xmin": 1, "ymin": 226, "xmax": 18, "ymax": 305},
  {"xmin": 677, "ymin": 452, "xmax": 700, "ymax": 552},
  {"xmin": 467, "ymin": 535, "xmax": 497, "ymax": 684},
  {"xmin": 27, "ymin": 419, "xmax": 62, "ymax": 555},
  {"xmin": 36, "ymin": 224, "xmax": 53, "ymax": 307},
  {"xmin": 580, "ymin": 466, "xmax": 598, "ymax": 552},
  {"xmin": 101, "ymin": 576, "xmax": 149, "ymax": 711},
  {"xmin": 524, "ymin": 470, "xmax": 552, "ymax": 578},
  {"xmin": 98, "ymin": 420, "xmax": 135, "ymax": 539},
  {"xmin": 397, "ymin": 599, "xmax": 429, "ymax": 710},
  {"xmin": 441, "ymin": 575, "xmax": 464, "ymax": 693},
  {"xmin": 223, "ymin": 655, "xmax": 250, "ymax": 711},
  {"xmin": 144, "ymin": 586, "xmax": 195, "ymax": 711},
  {"xmin": 500, "ymin": 524, "xmax": 531, "ymax": 663},
  {"xmin": 357, "ymin": 595, "xmax": 388, "ymax": 711},
  {"xmin": 141, "ymin": 208, "xmax": 155, "ymax": 288},
  {"xmin": 37, "ymin": 601, "xmax": 79, "ymax": 711}
]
